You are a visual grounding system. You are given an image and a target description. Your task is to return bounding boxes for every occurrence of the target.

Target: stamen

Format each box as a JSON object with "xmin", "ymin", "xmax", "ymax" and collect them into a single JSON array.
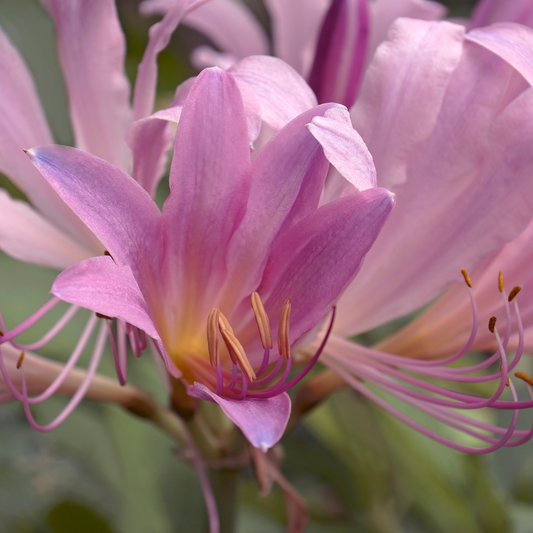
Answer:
[
  {"xmin": 489, "ymin": 316, "xmax": 497, "ymax": 333},
  {"xmin": 461, "ymin": 268, "xmax": 472, "ymax": 288},
  {"xmin": 218, "ymin": 312, "xmax": 237, "ymax": 364},
  {"xmin": 508, "ymin": 286, "xmax": 521, "ymax": 302},
  {"xmin": 515, "ymin": 372, "xmax": 533, "ymax": 386},
  {"xmin": 500, "ymin": 365, "xmax": 510, "ymax": 387},
  {"xmin": 278, "ymin": 299, "xmax": 292, "ymax": 360},
  {"xmin": 16, "ymin": 351, "xmax": 24, "ymax": 369},
  {"xmin": 207, "ymin": 308, "xmax": 220, "ymax": 367},
  {"xmin": 499, "ymin": 271, "xmax": 504, "ymax": 293},
  {"xmin": 96, "ymin": 312, "xmax": 112, "ymax": 320},
  {"xmin": 220, "ymin": 327, "xmax": 256, "ymax": 382},
  {"xmin": 0, "ymin": 331, "xmax": 3, "ymax": 336},
  {"xmin": 251, "ymin": 292, "xmax": 272, "ymax": 349}
]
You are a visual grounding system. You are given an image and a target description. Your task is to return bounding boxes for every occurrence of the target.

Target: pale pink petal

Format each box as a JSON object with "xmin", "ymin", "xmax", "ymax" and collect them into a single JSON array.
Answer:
[
  {"xmin": 369, "ymin": 0, "xmax": 447, "ymax": 61},
  {"xmin": 41, "ymin": 0, "xmax": 132, "ymax": 170},
  {"xmin": 308, "ymin": 0, "xmax": 369, "ymax": 108},
  {"xmin": 52, "ymin": 256, "xmax": 160, "ymax": 339},
  {"xmin": 25, "ymin": 146, "xmax": 161, "ymax": 285},
  {"xmin": 0, "ymin": 27, "xmax": 99, "ymax": 252},
  {"xmin": 259, "ymin": 188, "xmax": 394, "ymax": 344},
  {"xmin": 351, "ymin": 18, "xmax": 465, "ymax": 191},
  {"xmin": 161, "ymin": 68, "xmax": 251, "ymax": 340},
  {"xmin": 189, "ymin": 383, "xmax": 291, "ymax": 451},
  {"xmin": 230, "ymin": 56, "xmax": 318, "ymax": 131},
  {"xmin": 307, "ymin": 106, "xmax": 376, "ymax": 191},
  {"xmin": 468, "ymin": 0, "xmax": 533, "ymax": 29},
  {"xmin": 466, "ymin": 23, "xmax": 533, "ymax": 87},
  {"xmin": 264, "ymin": 0, "xmax": 329, "ymax": 76},
  {"xmin": 141, "ymin": 0, "xmax": 269, "ymax": 58},
  {"xmin": 337, "ymin": 29, "xmax": 533, "ymax": 336},
  {"xmin": 133, "ymin": 0, "xmax": 209, "ymax": 121},
  {"xmin": 0, "ymin": 190, "xmax": 93, "ymax": 269}
]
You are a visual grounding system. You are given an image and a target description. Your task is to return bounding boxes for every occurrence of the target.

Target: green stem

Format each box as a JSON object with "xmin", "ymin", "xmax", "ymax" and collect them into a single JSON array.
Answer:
[{"xmin": 208, "ymin": 468, "xmax": 241, "ymax": 533}]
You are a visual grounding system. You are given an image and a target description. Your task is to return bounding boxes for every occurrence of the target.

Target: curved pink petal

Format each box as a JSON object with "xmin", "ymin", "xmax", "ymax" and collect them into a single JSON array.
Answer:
[
  {"xmin": 230, "ymin": 55, "xmax": 318, "ymax": 131},
  {"xmin": 264, "ymin": 0, "xmax": 329, "ymax": 76},
  {"xmin": 337, "ymin": 24, "xmax": 533, "ymax": 336},
  {"xmin": 468, "ymin": 0, "xmax": 533, "ymax": 30},
  {"xmin": 189, "ymin": 383, "xmax": 291, "ymax": 451},
  {"xmin": 307, "ymin": 106, "xmax": 376, "ymax": 191},
  {"xmin": 259, "ymin": 188, "xmax": 394, "ymax": 344},
  {"xmin": 308, "ymin": 0, "xmax": 369, "ymax": 108},
  {"xmin": 25, "ymin": 146, "xmax": 161, "ymax": 285},
  {"xmin": 0, "ymin": 190, "xmax": 92, "ymax": 269},
  {"xmin": 161, "ymin": 68, "xmax": 251, "ymax": 340},
  {"xmin": 351, "ymin": 18, "xmax": 465, "ymax": 191},
  {"xmin": 466, "ymin": 23, "xmax": 533, "ymax": 87},
  {"xmin": 190, "ymin": 45, "xmax": 238, "ymax": 70},
  {"xmin": 223, "ymin": 103, "xmax": 339, "ymax": 309},
  {"xmin": 42, "ymin": 0, "xmax": 132, "ymax": 170},
  {"xmin": 369, "ymin": 0, "xmax": 446, "ymax": 61},
  {"xmin": 133, "ymin": 0, "xmax": 209, "ymax": 121},
  {"xmin": 52, "ymin": 256, "xmax": 159, "ymax": 339},
  {"xmin": 0, "ymin": 27, "xmax": 99, "ymax": 252}
]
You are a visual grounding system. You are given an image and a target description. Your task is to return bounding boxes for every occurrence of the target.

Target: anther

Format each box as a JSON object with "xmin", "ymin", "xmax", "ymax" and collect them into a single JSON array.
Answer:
[
  {"xmin": 218, "ymin": 312, "xmax": 237, "ymax": 363},
  {"xmin": 488, "ymin": 316, "xmax": 497, "ymax": 333},
  {"xmin": 278, "ymin": 299, "xmax": 292, "ymax": 360},
  {"xmin": 508, "ymin": 286, "xmax": 521, "ymax": 302},
  {"xmin": 251, "ymin": 292, "xmax": 272, "ymax": 350},
  {"xmin": 461, "ymin": 268, "xmax": 472, "ymax": 288},
  {"xmin": 515, "ymin": 371, "xmax": 533, "ymax": 386},
  {"xmin": 0, "ymin": 330, "xmax": 3, "ymax": 336},
  {"xmin": 498, "ymin": 271, "xmax": 504, "ymax": 293},
  {"xmin": 207, "ymin": 308, "xmax": 220, "ymax": 367},
  {"xmin": 16, "ymin": 351, "xmax": 25, "ymax": 369},
  {"xmin": 220, "ymin": 328, "xmax": 256, "ymax": 382},
  {"xmin": 96, "ymin": 312, "xmax": 112, "ymax": 320}
]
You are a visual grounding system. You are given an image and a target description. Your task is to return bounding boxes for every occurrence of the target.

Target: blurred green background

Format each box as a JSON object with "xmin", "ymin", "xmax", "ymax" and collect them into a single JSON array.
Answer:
[{"xmin": 2, "ymin": 0, "xmax": 533, "ymax": 532}]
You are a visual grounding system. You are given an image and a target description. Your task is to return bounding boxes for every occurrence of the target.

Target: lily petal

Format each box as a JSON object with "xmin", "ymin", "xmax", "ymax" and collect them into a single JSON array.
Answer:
[
  {"xmin": 224, "ymin": 104, "xmax": 339, "ymax": 308},
  {"xmin": 0, "ymin": 190, "xmax": 92, "ymax": 269},
  {"xmin": 52, "ymin": 256, "xmax": 159, "ymax": 339},
  {"xmin": 337, "ymin": 23, "xmax": 533, "ymax": 335},
  {"xmin": 189, "ymin": 382, "xmax": 291, "ymax": 451},
  {"xmin": 230, "ymin": 55, "xmax": 318, "ymax": 131},
  {"xmin": 25, "ymin": 146, "xmax": 161, "ymax": 278},
  {"xmin": 264, "ymin": 0, "xmax": 329, "ymax": 76},
  {"xmin": 468, "ymin": 0, "xmax": 533, "ymax": 29},
  {"xmin": 308, "ymin": 0, "xmax": 370, "ymax": 108},
  {"xmin": 308, "ymin": 106, "xmax": 376, "ymax": 191},
  {"xmin": 41, "ymin": 0, "xmax": 132, "ymax": 170},
  {"xmin": 0, "ymin": 27, "xmax": 98, "ymax": 251},
  {"xmin": 162, "ymin": 68, "xmax": 251, "ymax": 340},
  {"xmin": 260, "ymin": 188, "xmax": 394, "ymax": 344},
  {"xmin": 369, "ymin": 0, "xmax": 446, "ymax": 61},
  {"xmin": 466, "ymin": 23, "xmax": 533, "ymax": 87}
]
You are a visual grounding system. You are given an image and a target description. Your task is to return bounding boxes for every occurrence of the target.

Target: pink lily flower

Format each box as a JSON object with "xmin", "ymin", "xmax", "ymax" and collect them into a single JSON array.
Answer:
[
  {"xmin": 0, "ymin": 0, "xmax": 322, "ymax": 435},
  {"xmin": 4, "ymin": 67, "xmax": 394, "ymax": 451}
]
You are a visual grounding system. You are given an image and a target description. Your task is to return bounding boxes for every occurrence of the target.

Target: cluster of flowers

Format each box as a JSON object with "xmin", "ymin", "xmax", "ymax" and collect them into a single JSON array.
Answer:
[{"xmin": 2, "ymin": 0, "xmax": 533, "ymax": 527}]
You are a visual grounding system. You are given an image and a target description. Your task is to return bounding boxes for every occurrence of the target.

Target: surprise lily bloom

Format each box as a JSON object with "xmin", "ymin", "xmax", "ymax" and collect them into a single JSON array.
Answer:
[
  {"xmin": 145, "ymin": 5, "xmax": 533, "ymax": 452},
  {"xmin": 1, "ymin": 67, "xmax": 394, "ymax": 451}
]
